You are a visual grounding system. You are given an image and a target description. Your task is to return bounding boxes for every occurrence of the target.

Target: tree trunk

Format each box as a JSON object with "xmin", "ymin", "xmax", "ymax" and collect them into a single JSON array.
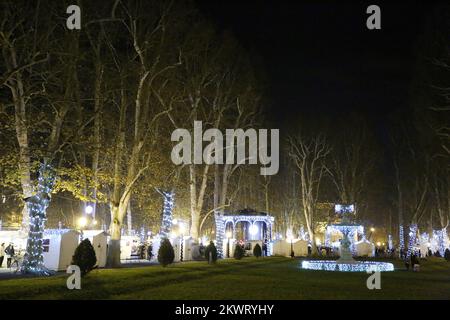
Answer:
[
  {"xmin": 21, "ymin": 162, "xmax": 55, "ymax": 275},
  {"xmin": 107, "ymin": 204, "xmax": 122, "ymax": 268}
]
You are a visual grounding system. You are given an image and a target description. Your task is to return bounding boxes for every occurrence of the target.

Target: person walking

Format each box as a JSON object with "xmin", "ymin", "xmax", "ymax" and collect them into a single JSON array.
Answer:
[
  {"xmin": 5, "ymin": 243, "xmax": 14, "ymax": 268},
  {"xmin": 0, "ymin": 243, "xmax": 5, "ymax": 267}
]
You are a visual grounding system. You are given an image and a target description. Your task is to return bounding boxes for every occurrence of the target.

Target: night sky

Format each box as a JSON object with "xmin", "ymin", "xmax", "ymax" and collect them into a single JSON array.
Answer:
[{"xmin": 197, "ymin": 0, "xmax": 432, "ymax": 126}]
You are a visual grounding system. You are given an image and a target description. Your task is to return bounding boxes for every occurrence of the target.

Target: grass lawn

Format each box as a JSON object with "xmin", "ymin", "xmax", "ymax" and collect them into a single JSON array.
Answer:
[{"xmin": 0, "ymin": 256, "xmax": 449, "ymax": 300}]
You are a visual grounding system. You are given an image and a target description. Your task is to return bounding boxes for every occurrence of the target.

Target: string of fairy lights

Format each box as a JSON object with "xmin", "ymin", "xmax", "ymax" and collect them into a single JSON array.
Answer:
[
  {"xmin": 215, "ymin": 213, "xmax": 225, "ymax": 258},
  {"xmin": 159, "ymin": 191, "xmax": 174, "ymax": 239},
  {"xmin": 21, "ymin": 162, "xmax": 55, "ymax": 275}
]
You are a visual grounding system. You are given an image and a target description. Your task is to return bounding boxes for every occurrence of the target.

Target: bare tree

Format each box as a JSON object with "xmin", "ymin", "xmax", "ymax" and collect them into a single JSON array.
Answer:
[{"xmin": 288, "ymin": 133, "xmax": 331, "ymax": 254}]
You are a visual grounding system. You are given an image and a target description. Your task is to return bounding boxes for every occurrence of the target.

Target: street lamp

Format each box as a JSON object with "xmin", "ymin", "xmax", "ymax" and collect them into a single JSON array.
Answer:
[
  {"xmin": 77, "ymin": 216, "xmax": 88, "ymax": 229},
  {"xmin": 85, "ymin": 205, "xmax": 94, "ymax": 215},
  {"xmin": 369, "ymin": 227, "xmax": 375, "ymax": 241},
  {"xmin": 226, "ymin": 231, "xmax": 232, "ymax": 258}
]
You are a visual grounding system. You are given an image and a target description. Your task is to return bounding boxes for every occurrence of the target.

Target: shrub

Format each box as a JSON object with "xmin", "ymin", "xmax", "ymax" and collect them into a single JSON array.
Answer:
[
  {"xmin": 444, "ymin": 249, "xmax": 450, "ymax": 261},
  {"xmin": 158, "ymin": 238, "xmax": 175, "ymax": 267},
  {"xmin": 72, "ymin": 238, "xmax": 97, "ymax": 276},
  {"xmin": 204, "ymin": 241, "xmax": 218, "ymax": 263},
  {"xmin": 234, "ymin": 244, "xmax": 245, "ymax": 260},
  {"xmin": 253, "ymin": 243, "xmax": 262, "ymax": 258},
  {"xmin": 434, "ymin": 250, "xmax": 442, "ymax": 258}
]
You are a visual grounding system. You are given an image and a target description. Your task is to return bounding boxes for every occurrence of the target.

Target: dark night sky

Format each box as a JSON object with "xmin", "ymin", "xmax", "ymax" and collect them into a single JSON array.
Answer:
[
  {"xmin": 197, "ymin": 0, "xmax": 433, "ymax": 126},
  {"xmin": 196, "ymin": 1, "xmax": 439, "ymax": 218}
]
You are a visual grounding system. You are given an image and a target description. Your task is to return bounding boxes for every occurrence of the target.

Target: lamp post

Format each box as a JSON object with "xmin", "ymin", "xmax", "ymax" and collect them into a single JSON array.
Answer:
[
  {"xmin": 369, "ymin": 227, "xmax": 375, "ymax": 241},
  {"xmin": 226, "ymin": 231, "xmax": 232, "ymax": 258}
]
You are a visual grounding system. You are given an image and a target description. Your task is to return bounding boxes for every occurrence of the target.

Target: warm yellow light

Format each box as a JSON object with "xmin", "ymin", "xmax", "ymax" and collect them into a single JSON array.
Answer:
[
  {"xmin": 376, "ymin": 242, "xmax": 381, "ymax": 247},
  {"xmin": 172, "ymin": 219, "xmax": 178, "ymax": 225},
  {"xmin": 92, "ymin": 219, "xmax": 98, "ymax": 226},
  {"xmin": 78, "ymin": 217, "xmax": 88, "ymax": 228},
  {"xmin": 382, "ymin": 242, "xmax": 385, "ymax": 246},
  {"xmin": 370, "ymin": 227, "xmax": 375, "ymax": 232},
  {"xmin": 226, "ymin": 231, "xmax": 232, "ymax": 239}
]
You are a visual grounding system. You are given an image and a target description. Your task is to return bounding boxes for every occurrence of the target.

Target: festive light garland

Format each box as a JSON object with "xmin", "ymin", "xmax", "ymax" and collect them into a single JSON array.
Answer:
[
  {"xmin": 159, "ymin": 191, "xmax": 174, "ymax": 239},
  {"xmin": 433, "ymin": 228, "xmax": 448, "ymax": 256},
  {"xmin": 406, "ymin": 224, "xmax": 418, "ymax": 260},
  {"xmin": 215, "ymin": 213, "xmax": 225, "ymax": 258},
  {"xmin": 399, "ymin": 224, "xmax": 405, "ymax": 258},
  {"xmin": 324, "ymin": 225, "xmax": 363, "ymax": 255},
  {"xmin": 301, "ymin": 260, "xmax": 394, "ymax": 272},
  {"xmin": 215, "ymin": 214, "xmax": 275, "ymax": 258},
  {"xmin": 21, "ymin": 162, "xmax": 55, "ymax": 276},
  {"xmin": 298, "ymin": 225, "xmax": 308, "ymax": 241}
]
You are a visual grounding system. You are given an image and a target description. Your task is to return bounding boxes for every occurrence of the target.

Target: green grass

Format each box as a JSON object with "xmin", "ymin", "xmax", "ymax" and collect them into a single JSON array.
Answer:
[{"xmin": 0, "ymin": 257, "xmax": 449, "ymax": 299}]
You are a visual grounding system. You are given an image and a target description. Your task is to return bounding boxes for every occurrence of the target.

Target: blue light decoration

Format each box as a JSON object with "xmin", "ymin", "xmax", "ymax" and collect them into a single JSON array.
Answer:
[
  {"xmin": 433, "ymin": 228, "xmax": 448, "ymax": 257},
  {"xmin": 334, "ymin": 204, "xmax": 355, "ymax": 214},
  {"xmin": 301, "ymin": 260, "xmax": 394, "ymax": 272},
  {"xmin": 399, "ymin": 225, "xmax": 405, "ymax": 258},
  {"xmin": 406, "ymin": 224, "xmax": 418, "ymax": 260},
  {"xmin": 215, "ymin": 213, "xmax": 275, "ymax": 258},
  {"xmin": 215, "ymin": 213, "xmax": 225, "ymax": 259},
  {"xmin": 159, "ymin": 191, "xmax": 174, "ymax": 239},
  {"xmin": 324, "ymin": 225, "xmax": 364, "ymax": 255},
  {"xmin": 21, "ymin": 162, "xmax": 55, "ymax": 276}
]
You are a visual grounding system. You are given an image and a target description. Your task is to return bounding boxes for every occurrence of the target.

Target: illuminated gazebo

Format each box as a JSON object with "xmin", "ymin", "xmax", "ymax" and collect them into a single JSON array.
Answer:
[{"xmin": 215, "ymin": 208, "xmax": 275, "ymax": 258}]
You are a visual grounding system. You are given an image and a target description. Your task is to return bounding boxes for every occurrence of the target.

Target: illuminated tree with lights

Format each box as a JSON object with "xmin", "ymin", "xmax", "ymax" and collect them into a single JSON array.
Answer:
[
  {"xmin": 159, "ymin": 190, "xmax": 174, "ymax": 239},
  {"xmin": 21, "ymin": 162, "xmax": 55, "ymax": 275}
]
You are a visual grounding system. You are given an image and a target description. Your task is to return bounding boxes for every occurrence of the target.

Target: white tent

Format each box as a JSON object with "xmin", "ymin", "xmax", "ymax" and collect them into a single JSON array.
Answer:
[
  {"xmin": 120, "ymin": 235, "xmax": 140, "ymax": 261},
  {"xmin": 273, "ymin": 239, "xmax": 307, "ymax": 257},
  {"xmin": 355, "ymin": 239, "xmax": 374, "ymax": 257},
  {"xmin": 42, "ymin": 229, "xmax": 80, "ymax": 271},
  {"xmin": 171, "ymin": 236, "xmax": 187, "ymax": 262},
  {"xmin": 272, "ymin": 240, "xmax": 288, "ymax": 256},
  {"xmin": 82, "ymin": 230, "xmax": 107, "ymax": 268},
  {"xmin": 292, "ymin": 239, "xmax": 308, "ymax": 256}
]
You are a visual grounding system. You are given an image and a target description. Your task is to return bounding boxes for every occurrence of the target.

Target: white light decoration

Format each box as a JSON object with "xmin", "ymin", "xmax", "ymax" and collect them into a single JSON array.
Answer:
[
  {"xmin": 334, "ymin": 204, "xmax": 355, "ymax": 214},
  {"xmin": 406, "ymin": 224, "xmax": 418, "ymax": 259},
  {"xmin": 324, "ymin": 224, "xmax": 363, "ymax": 255},
  {"xmin": 249, "ymin": 224, "xmax": 258, "ymax": 236},
  {"xmin": 301, "ymin": 260, "xmax": 394, "ymax": 272},
  {"xmin": 433, "ymin": 228, "xmax": 448, "ymax": 257},
  {"xmin": 85, "ymin": 205, "xmax": 94, "ymax": 215},
  {"xmin": 159, "ymin": 191, "xmax": 174, "ymax": 239},
  {"xmin": 298, "ymin": 225, "xmax": 308, "ymax": 241},
  {"xmin": 214, "ymin": 213, "xmax": 225, "ymax": 258},
  {"xmin": 388, "ymin": 234, "xmax": 393, "ymax": 251},
  {"xmin": 399, "ymin": 224, "xmax": 405, "ymax": 258},
  {"xmin": 21, "ymin": 162, "xmax": 55, "ymax": 276}
]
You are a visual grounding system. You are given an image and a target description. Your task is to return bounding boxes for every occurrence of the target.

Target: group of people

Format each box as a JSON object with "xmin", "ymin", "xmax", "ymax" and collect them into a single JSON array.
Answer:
[
  {"xmin": 137, "ymin": 241, "xmax": 153, "ymax": 260},
  {"xmin": 0, "ymin": 243, "xmax": 16, "ymax": 268}
]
